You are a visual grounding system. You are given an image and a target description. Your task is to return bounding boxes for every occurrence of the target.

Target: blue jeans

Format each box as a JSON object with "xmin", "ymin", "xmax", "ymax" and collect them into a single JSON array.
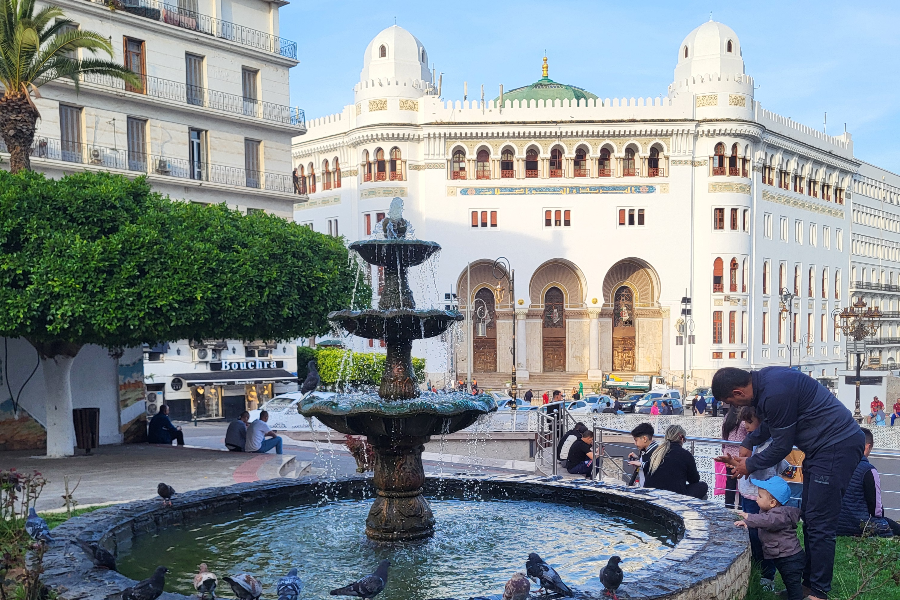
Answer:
[
  {"xmin": 255, "ymin": 436, "xmax": 283, "ymax": 454},
  {"xmin": 892, "ymin": 413, "xmax": 899, "ymax": 426},
  {"xmin": 742, "ymin": 497, "xmax": 776, "ymax": 580}
]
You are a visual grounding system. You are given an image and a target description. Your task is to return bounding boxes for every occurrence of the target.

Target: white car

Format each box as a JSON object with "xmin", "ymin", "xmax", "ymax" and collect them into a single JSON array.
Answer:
[{"xmin": 249, "ymin": 391, "xmax": 336, "ymax": 431}]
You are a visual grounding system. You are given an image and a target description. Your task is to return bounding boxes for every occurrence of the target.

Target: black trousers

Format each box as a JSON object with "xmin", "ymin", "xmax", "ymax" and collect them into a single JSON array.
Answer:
[
  {"xmin": 801, "ymin": 430, "xmax": 865, "ymax": 599},
  {"xmin": 172, "ymin": 430, "xmax": 185, "ymax": 446},
  {"xmin": 773, "ymin": 550, "xmax": 806, "ymax": 600},
  {"xmin": 685, "ymin": 481, "xmax": 708, "ymax": 500},
  {"xmin": 225, "ymin": 443, "xmax": 244, "ymax": 452},
  {"xmin": 724, "ymin": 468, "xmax": 738, "ymax": 509}
]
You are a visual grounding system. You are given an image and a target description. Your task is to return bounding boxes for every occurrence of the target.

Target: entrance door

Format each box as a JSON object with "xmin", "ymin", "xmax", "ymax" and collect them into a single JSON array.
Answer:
[
  {"xmin": 613, "ymin": 286, "xmax": 636, "ymax": 371},
  {"xmin": 472, "ymin": 287, "xmax": 497, "ymax": 372},
  {"xmin": 542, "ymin": 287, "xmax": 566, "ymax": 372}
]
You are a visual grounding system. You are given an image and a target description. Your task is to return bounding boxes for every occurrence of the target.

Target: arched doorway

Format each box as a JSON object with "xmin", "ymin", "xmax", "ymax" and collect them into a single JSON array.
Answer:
[
  {"xmin": 613, "ymin": 286, "xmax": 636, "ymax": 371},
  {"xmin": 473, "ymin": 287, "xmax": 497, "ymax": 372},
  {"xmin": 542, "ymin": 287, "xmax": 566, "ymax": 371}
]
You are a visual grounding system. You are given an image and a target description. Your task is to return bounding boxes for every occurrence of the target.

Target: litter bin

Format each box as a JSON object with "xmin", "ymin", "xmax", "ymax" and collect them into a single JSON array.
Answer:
[{"xmin": 72, "ymin": 408, "xmax": 100, "ymax": 454}]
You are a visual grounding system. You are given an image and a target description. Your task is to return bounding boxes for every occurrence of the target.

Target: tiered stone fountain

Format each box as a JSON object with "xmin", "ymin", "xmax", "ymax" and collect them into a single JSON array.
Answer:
[{"xmin": 298, "ymin": 199, "xmax": 495, "ymax": 542}]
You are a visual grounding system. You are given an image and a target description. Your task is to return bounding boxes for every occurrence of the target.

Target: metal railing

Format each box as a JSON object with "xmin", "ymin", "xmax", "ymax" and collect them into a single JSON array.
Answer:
[
  {"xmin": 88, "ymin": 0, "xmax": 297, "ymax": 58},
  {"xmin": 852, "ymin": 281, "xmax": 900, "ymax": 294},
  {"xmin": 79, "ymin": 72, "xmax": 305, "ymax": 128},
  {"xmin": 534, "ymin": 411, "xmax": 559, "ymax": 476},
  {"xmin": 4, "ymin": 137, "xmax": 294, "ymax": 193}
]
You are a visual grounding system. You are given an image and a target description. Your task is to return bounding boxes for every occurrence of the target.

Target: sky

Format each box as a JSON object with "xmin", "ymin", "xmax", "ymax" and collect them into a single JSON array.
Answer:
[{"xmin": 280, "ymin": 2, "xmax": 900, "ymax": 172}]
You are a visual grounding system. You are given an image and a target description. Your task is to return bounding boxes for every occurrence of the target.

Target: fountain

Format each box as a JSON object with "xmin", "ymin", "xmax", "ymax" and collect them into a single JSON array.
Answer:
[{"xmin": 297, "ymin": 198, "xmax": 495, "ymax": 542}]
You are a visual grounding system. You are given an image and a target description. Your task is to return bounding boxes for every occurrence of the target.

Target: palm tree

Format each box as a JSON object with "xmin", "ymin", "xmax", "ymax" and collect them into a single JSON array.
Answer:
[{"xmin": 0, "ymin": 0, "xmax": 139, "ymax": 172}]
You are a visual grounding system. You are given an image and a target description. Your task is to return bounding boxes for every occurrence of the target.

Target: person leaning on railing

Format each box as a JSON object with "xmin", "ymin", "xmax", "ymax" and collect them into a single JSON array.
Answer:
[{"xmin": 637, "ymin": 424, "xmax": 708, "ymax": 500}]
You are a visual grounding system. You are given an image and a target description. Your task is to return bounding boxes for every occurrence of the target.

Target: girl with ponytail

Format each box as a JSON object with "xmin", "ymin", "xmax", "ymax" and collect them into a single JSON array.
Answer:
[{"xmin": 642, "ymin": 424, "xmax": 708, "ymax": 499}]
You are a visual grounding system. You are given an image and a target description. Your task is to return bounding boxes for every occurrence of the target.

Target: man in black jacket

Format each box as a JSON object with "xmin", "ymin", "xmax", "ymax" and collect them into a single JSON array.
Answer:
[{"xmin": 712, "ymin": 366, "xmax": 864, "ymax": 600}]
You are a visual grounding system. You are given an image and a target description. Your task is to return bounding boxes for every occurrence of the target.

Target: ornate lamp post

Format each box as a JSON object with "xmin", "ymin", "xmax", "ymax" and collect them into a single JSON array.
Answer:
[
  {"xmin": 833, "ymin": 297, "xmax": 882, "ymax": 422},
  {"xmin": 779, "ymin": 288, "xmax": 796, "ymax": 367},
  {"xmin": 492, "ymin": 257, "xmax": 517, "ymax": 401}
]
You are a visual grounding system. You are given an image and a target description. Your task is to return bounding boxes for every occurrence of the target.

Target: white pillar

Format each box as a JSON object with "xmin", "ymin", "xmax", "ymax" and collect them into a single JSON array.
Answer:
[
  {"xmin": 515, "ymin": 308, "xmax": 529, "ymax": 381},
  {"xmin": 43, "ymin": 355, "xmax": 76, "ymax": 457},
  {"xmin": 588, "ymin": 308, "xmax": 603, "ymax": 381}
]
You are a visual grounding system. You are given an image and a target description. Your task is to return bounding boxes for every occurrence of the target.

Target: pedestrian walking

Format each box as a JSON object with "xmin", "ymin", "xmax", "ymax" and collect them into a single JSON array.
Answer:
[{"xmin": 695, "ymin": 396, "xmax": 707, "ymax": 416}]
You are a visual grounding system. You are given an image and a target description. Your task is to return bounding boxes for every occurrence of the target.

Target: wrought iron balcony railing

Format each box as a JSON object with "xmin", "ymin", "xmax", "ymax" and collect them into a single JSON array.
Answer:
[
  {"xmin": 78, "ymin": 72, "xmax": 304, "ymax": 128},
  {"xmin": 87, "ymin": 0, "xmax": 297, "ymax": 59},
  {"xmin": 852, "ymin": 281, "xmax": 900, "ymax": 294}
]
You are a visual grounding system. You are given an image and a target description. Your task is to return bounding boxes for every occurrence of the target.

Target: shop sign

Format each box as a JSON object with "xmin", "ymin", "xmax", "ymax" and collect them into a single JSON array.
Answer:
[{"xmin": 210, "ymin": 360, "xmax": 284, "ymax": 371}]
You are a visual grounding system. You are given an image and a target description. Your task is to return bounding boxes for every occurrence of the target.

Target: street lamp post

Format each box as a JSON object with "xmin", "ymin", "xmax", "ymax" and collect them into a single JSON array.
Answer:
[
  {"xmin": 779, "ymin": 288, "xmax": 796, "ymax": 368},
  {"xmin": 798, "ymin": 333, "xmax": 814, "ymax": 375},
  {"xmin": 492, "ymin": 257, "xmax": 517, "ymax": 401},
  {"xmin": 833, "ymin": 297, "xmax": 882, "ymax": 422}
]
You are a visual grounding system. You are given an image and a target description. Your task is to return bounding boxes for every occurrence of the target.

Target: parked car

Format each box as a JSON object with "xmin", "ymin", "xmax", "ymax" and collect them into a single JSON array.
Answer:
[
  {"xmin": 496, "ymin": 398, "xmax": 537, "ymax": 411},
  {"xmin": 489, "ymin": 391, "xmax": 511, "ymax": 405},
  {"xmin": 565, "ymin": 400, "xmax": 594, "ymax": 415},
  {"xmin": 583, "ymin": 394, "xmax": 617, "ymax": 413},
  {"xmin": 687, "ymin": 387, "xmax": 710, "ymax": 398},
  {"xmin": 622, "ymin": 390, "xmax": 682, "ymax": 413},
  {"xmin": 250, "ymin": 391, "xmax": 336, "ymax": 430}
]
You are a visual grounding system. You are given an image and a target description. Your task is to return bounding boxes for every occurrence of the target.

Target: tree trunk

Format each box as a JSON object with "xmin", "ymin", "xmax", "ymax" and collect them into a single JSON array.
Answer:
[
  {"xmin": 26, "ymin": 340, "xmax": 83, "ymax": 457},
  {"xmin": 0, "ymin": 92, "xmax": 39, "ymax": 173}
]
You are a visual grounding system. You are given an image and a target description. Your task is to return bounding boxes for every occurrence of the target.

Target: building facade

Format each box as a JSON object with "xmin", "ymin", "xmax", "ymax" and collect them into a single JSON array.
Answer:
[{"xmin": 292, "ymin": 21, "xmax": 886, "ymax": 399}]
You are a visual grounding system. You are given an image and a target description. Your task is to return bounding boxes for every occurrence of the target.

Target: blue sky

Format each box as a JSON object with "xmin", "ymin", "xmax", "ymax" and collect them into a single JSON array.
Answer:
[{"xmin": 280, "ymin": 2, "xmax": 899, "ymax": 172}]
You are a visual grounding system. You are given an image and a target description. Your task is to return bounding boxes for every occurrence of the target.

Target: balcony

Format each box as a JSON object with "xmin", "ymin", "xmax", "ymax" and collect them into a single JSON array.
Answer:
[
  {"xmin": 323, "ymin": 181, "xmax": 332, "ymax": 190},
  {"xmin": 451, "ymin": 170, "xmax": 466, "ymax": 180},
  {"xmin": 549, "ymin": 169, "xmax": 562, "ymax": 178},
  {"xmin": 476, "ymin": 170, "xmax": 490, "ymax": 180},
  {"xmin": 501, "ymin": 169, "xmax": 514, "ymax": 178},
  {"xmin": 712, "ymin": 166, "xmax": 726, "ymax": 176},
  {"xmin": 574, "ymin": 168, "xmax": 588, "ymax": 177},
  {"xmin": 852, "ymin": 281, "xmax": 900, "ymax": 294},
  {"xmin": 729, "ymin": 167, "xmax": 741, "ymax": 176},
  {"xmin": 88, "ymin": 0, "xmax": 297, "ymax": 59},
  {"xmin": 648, "ymin": 167, "xmax": 666, "ymax": 177},
  {"xmin": 363, "ymin": 172, "xmax": 372, "ymax": 182},
  {"xmin": 12, "ymin": 137, "xmax": 295, "ymax": 193},
  {"xmin": 77, "ymin": 72, "xmax": 304, "ymax": 129},
  {"xmin": 390, "ymin": 171, "xmax": 404, "ymax": 181},
  {"xmin": 525, "ymin": 169, "xmax": 539, "ymax": 178},
  {"xmin": 623, "ymin": 166, "xmax": 637, "ymax": 176},
  {"xmin": 375, "ymin": 172, "xmax": 387, "ymax": 181},
  {"xmin": 598, "ymin": 167, "xmax": 611, "ymax": 177}
]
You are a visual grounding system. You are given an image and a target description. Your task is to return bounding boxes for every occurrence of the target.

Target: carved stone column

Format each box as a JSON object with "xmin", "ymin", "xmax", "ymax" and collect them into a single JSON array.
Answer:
[
  {"xmin": 516, "ymin": 308, "xmax": 529, "ymax": 381},
  {"xmin": 588, "ymin": 308, "xmax": 603, "ymax": 381}
]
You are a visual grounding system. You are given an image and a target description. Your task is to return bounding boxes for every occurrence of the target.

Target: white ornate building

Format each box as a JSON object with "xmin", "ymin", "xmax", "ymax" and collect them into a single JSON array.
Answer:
[{"xmin": 291, "ymin": 20, "xmax": 898, "ymax": 398}]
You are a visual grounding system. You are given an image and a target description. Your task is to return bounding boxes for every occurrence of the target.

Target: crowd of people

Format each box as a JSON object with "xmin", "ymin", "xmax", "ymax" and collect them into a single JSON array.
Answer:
[{"xmin": 865, "ymin": 395, "xmax": 900, "ymax": 426}]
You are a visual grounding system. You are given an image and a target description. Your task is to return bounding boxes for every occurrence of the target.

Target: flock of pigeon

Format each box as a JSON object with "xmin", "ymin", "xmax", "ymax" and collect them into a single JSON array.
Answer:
[{"xmin": 25, "ymin": 486, "xmax": 625, "ymax": 600}]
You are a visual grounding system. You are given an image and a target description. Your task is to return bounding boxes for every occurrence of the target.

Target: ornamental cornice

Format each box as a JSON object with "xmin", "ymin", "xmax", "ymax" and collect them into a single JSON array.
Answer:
[
  {"xmin": 760, "ymin": 132, "xmax": 860, "ymax": 172},
  {"xmin": 761, "ymin": 189, "xmax": 845, "ymax": 219},
  {"xmin": 695, "ymin": 122, "xmax": 764, "ymax": 142}
]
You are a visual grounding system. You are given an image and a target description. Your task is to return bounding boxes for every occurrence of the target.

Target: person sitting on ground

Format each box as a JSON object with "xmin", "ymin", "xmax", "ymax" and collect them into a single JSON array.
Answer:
[
  {"xmin": 639, "ymin": 424, "xmax": 708, "ymax": 499},
  {"xmin": 602, "ymin": 401, "xmax": 617, "ymax": 414},
  {"xmin": 734, "ymin": 476, "xmax": 805, "ymax": 600},
  {"xmin": 565, "ymin": 429, "xmax": 598, "ymax": 477},
  {"xmin": 892, "ymin": 399, "xmax": 900, "ymax": 427},
  {"xmin": 838, "ymin": 427, "xmax": 900, "ymax": 537},
  {"xmin": 627, "ymin": 423, "xmax": 658, "ymax": 487},
  {"xmin": 245, "ymin": 410, "xmax": 283, "ymax": 454},
  {"xmin": 147, "ymin": 404, "xmax": 184, "ymax": 446},
  {"xmin": 867, "ymin": 404, "xmax": 887, "ymax": 426},
  {"xmin": 225, "ymin": 411, "xmax": 250, "ymax": 452},
  {"xmin": 557, "ymin": 422, "xmax": 588, "ymax": 461}
]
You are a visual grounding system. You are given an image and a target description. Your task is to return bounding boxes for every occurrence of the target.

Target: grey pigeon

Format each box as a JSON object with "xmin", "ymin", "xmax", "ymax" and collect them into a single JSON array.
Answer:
[
  {"xmin": 25, "ymin": 507, "xmax": 53, "ymax": 543},
  {"xmin": 330, "ymin": 559, "xmax": 389, "ymax": 598},
  {"xmin": 276, "ymin": 567, "xmax": 303, "ymax": 600},
  {"xmin": 82, "ymin": 541, "xmax": 116, "ymax": 570},
  {"xmin": 599, "ymin": 556, "xmax": 623, "ymax": 599},
  {"xmin": 526, "ymin": 553, "xmax": 572, "ymax": 596},
  {"xmin": 300, "ymin": 360, "xmax": 320, "ymax": 394},
  {"xmin": 157, "ymin": 483, "xmax": 175, "ymax": 507},
  {"xmin": 223, "ymin": 573, "xmax": 262, "ymax": 600},
  {"xmin": 122, "ymin": 566, "xmax": 168, "ymax": 600},
  {"xmin": 193, "ymin": 563, "xmax": 217, "ymax": 599},
  {"xmin": 502, "ymin": 572, "xmax": 531, "ymax": 600}
]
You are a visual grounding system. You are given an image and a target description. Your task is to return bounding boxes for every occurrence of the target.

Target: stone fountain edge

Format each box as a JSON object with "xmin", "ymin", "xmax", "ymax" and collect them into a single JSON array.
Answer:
[{"xmin": 40, "ymin": 474, "xmax": 749, "ymax": 600}]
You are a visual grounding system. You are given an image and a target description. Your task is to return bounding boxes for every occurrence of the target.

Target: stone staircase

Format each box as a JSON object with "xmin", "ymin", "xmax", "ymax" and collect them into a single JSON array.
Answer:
[{"xmin": 470, "ymin": 372, "xmax": 593, "ymax": 396}]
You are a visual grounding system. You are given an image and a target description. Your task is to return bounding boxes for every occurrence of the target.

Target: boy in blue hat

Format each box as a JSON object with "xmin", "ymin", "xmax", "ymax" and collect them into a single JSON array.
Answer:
[{"xmin": 735, "ymin": 476, "xmax": 804, "ymax": 600}]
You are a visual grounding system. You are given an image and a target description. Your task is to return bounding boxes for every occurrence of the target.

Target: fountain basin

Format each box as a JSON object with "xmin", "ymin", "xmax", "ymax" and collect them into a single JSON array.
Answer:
[
  {"xmin": 350, "ymin": 239, "xmax": 440, "ymax": 267},
  {"xmin": 328, "ymin": 308, "xmax": 463, "ymax": 341}
]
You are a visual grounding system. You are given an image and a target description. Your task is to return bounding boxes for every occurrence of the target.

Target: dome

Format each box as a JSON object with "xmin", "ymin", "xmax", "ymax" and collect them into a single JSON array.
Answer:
[
  {"xmin": 497, "ymin": 57, "xmax": 598, "ymax": 104},
  {"xmin": 674, "ymin": 20, "xmax": 745, "ymax": 83},
  {"xmin": 360, "ymin": 25, "xmax": 430, "ymax": 84}
]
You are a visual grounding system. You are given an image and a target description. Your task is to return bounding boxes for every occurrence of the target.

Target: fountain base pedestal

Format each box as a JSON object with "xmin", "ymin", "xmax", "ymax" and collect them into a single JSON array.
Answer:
[{"xmin": 365, "ymin": 436, "xmax": 435, "ymax": 542}]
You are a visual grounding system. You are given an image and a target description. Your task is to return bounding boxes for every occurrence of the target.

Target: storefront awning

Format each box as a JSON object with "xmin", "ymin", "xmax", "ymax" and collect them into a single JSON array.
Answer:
[{"xmin": 171, "ymin": 369, "xmax": 297, "ymax": 386}]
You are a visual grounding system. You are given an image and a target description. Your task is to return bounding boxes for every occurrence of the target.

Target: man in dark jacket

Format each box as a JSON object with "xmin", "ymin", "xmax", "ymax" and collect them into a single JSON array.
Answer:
[
  {"xmin": 147, "ymin": 405, "xmax": 184, "ymax": 446},
  {"xmin": 712, "ymin": 366, "xmax": 864, "ymax": 600}
]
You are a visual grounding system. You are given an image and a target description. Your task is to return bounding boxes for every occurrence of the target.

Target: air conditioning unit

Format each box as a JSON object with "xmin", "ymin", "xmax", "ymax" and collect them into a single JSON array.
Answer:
[
  {"xmin": 193, "ymin": 347, "xmax": 211, "ymax": 362},
  {"xmin": 146, "ymin": 390, "xmax": 164, "ymax": 415}
]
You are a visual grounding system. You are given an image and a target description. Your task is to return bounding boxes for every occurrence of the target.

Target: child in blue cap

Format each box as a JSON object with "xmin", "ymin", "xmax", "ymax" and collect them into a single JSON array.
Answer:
[{"xmin": 734, "ymin": 476, "xmax": 804, "ymax": 600}]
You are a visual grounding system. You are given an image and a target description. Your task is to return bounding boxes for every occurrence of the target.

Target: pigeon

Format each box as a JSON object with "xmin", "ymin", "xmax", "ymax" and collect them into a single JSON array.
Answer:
[
  {"xmin": 301, "ymin": 360, "xmax": 320, "ymax": 395},
  {"xmin": 25, "ymin": 507, "xmax": 53, "ymax": 544},
  {"xmin": 223, "ymin": 573, "xmax": 263, "ymax": 600},
  {"xmin": 193, "ymin": 563, "xmax": 217, "ymax": 600},
  {"xmin": 276, "ymin": 567, "xmax": 303, "ymax": 600},
  {"xmin": 122, "ymin": 566, "xmax": 168, "ymax": 600},
  {"xmin": 502, "ymin": 572, "xmax": 531, "ymax": 600},
  {"xmin": 330, "ymin": 559, "xmax": 390, "ymax": 598},
  {"xmin": 599, "ymin": 556, "xmax": 623, "ymax": 600},
  {"xmin": 157, "ymin": 483, "xmax": 175, "ymax": 507},
  {"xmin": 82, "ymin": 541, "xmax": 116, "ymax": 570},
  {"xmin": 526, "ymin": 553, "xmax": 573, "ymax": 597}
]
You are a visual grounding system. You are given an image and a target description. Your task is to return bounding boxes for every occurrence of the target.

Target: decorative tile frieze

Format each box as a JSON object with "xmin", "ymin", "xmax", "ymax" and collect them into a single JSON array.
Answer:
[
  {"xmin": 671, "ymin": 159, "xmax": 692, "ymax": 166},
  {"xmin": 658, "ymin": 183, "xmax": 670, "ymax": 194},
  {"xmin": 368, "ymin": 99, "xmax": 387, "ymax": 111},
  {"xmin": 728, "ymin": 94, "xmax": 747, "ymax": 107},
  {"xmin": 449, "ymin": 184, "xmax": 658, "ymax": 196},
  {"xmin": 762, "ymin": 190, "xmax": 845, "ymax": 219},
  {"xmin": 361, "ymin": 186, "xmax": 407, "ymax": 199},
  {"xmin": 694, "ymin": 159, "xmax": 708, "ymax": 167},
  {"xmin": 409, "ymin": 163, "xmax": 445, "ymax": 170},
  {"xmin": 341, "ymin": 169, "xmax": 358, "ymax": 177},
  {"xmin": 399, "ymin": 99, "xmax": 419, "ymax": 111},
  {"xmin": 294, "ymin": 196, "xmax": 340, "ymax": 211},
  {"xmin": 709, "ymin": 182, "xmax": 751, "ymax": 194},
  {"xmin": 696, "ymin": 94, "xmax": 718, "ymax": 107}
]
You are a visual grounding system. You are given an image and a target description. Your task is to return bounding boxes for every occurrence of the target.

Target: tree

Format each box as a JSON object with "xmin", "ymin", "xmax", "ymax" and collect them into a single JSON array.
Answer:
[
  {"xmin": 0, "ymin": 0, "xmax": 138, "ymax": 172},
  {"xmin": 0, "ymin": 170, "xmax": 369, "ymax": 456}
]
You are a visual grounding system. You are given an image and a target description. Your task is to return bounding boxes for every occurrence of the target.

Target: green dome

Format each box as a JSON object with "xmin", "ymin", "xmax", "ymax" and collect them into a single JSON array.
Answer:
[{"xmin": 497, "ymin": 57, "xmax": 598, "ymax": 104}]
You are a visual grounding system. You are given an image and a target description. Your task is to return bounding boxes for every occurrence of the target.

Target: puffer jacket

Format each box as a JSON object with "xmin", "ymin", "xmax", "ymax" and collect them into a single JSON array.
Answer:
[{"xmin": 742, "ymin": 505, "xmax": 802, "ymax": 559}]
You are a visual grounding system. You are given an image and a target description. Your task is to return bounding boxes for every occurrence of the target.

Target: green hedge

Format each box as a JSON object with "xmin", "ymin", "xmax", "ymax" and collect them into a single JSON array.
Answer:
[{"xmin": 307, "ymin": 347, "xmax": 426, "ymax": 388}]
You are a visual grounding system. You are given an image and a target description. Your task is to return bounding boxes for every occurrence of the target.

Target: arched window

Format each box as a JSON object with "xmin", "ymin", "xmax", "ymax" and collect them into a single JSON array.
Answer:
[
  {"xmin": 730, "ymin": 258, "xmax": 739, "ymax": 292},
  {"xmin": 323, "ymin": 159, "xmax": 331, "ymax": 190},
  {"xmin": 333, "ymin": 157, "xmax": 341, "ymax": 188},
  {"xmin": 794, "ymin": 265, "xmax": 800, "ymax": 295},
  {"xmin": 574, "ymin": 148, "xmax": 587, "ymax": 177},
  {"xmin": 726, "ymin": 40, "xmax": 733, "ymax": 53},
  {"xmin": 822, "ymin": 268, "xmax": 828, "ymax": 299},
  {"xmin": 623, "ymin": 148, "xmax": 636, "ymax": 176},
  {"xmin": 779, "ymin": 264, "xmax": 786, "ymax": 292},
  {"xmin": 763, "ymin": 262, "xmax": 769, "ymax": 294},
  {"xmin": 362, "ymin": 150, "xmax": 371, "ymax": 182},
  {"xmin": 808, "ymin": 267, "xmax": 814, "ymax": 297},
  {"xmin": 712, "ymin": 143, "xmax": 725, "ymax": 175},
  {"xmin": 729, "ymin": 143, "xmax": 739, "ymax": 175},
  {"xmin": 375, "ymin": 148, "xmax": 386, "ymax": 180},
  {"xmin": 525, "ymin": 149, "xmax": 539, "ymax": 178},
  {"xmin": 549, "ymin": 148, "xmax": 563, "ymax": 177},
  {"xmin": 598, "ymin": 148, "xmax": 611, "ymax": 177},
  {"xmin": 421, "ymin": 48, "xmax": 426, "ymax": 62},
  {"xmin": 379, "ymin": 45, "xmax": 386, "ymax": 58},
  {"xmin": 683, "ymin": 46, "xmax": 689, "ymax": 58},
  {"xmin": 648, "ymin": 147, "xmax": 660, "ymax": 177},
  {"xmin": 389, "ymin": 147, "xmax": 402, "ymax": 180},
  {"xmin": 835, "ymin": 270, "xmax": 841, "ymax": 300},
  {"xmin": 742, "ymin": 258, "xmax": 748, "ymax": 292},
  {"xmin": 500, "ymin": 149, "xmax": 514, "ymax": 178},
  {"xmin": 476, "ymin": 149, "xmax": 490, "ymax": 179},
  {"xmin": 713, "ymin": 257, "xmax": 724, "ymax": 293},
  {"xmin": 451, "ymin": 149, "xmax": 466, "ymax": 179},
  {"xmin": 307, "ymin": 162, "xmax": 316, "ymax": 193}
]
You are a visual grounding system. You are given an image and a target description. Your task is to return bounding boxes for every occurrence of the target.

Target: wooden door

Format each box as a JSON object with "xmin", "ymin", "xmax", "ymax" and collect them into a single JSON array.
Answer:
[
  {"xmin": 542, "ymin": 286, "xmax": 566, "ymax": 372},
  {"xmin": 613, "ymin": 286, "xmax": 636, "ymax": 371},
  {"xmin": 543, "ymin": 338, "xmax": 566, "ymax": 372},
  {"xmin": 474, "ymin": 338, "xmax": 497, "ymax": 372}
]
